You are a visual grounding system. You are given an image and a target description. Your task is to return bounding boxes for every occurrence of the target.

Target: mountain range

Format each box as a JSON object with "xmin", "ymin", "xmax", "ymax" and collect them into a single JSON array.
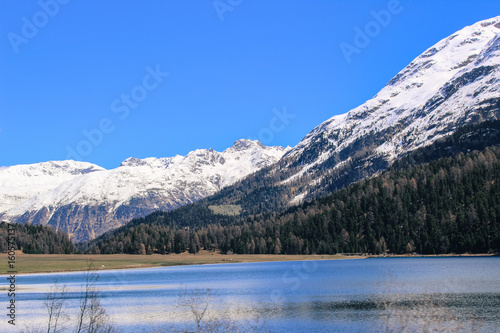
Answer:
[
  {"xmin": 0, "ymin": 140, "xmax": 288, "ymax": 242},
  {"xmin": 2, "ymin": 15, "xmax": 500, "ymax": 243}
]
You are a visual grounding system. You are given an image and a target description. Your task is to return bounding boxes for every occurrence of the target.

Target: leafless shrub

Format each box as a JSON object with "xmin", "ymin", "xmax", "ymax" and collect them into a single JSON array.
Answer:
[
  {"xmin": 44, "ymin": 281, "xmax": 69, "ymax": 333},
  {"xmin": 150, "ymin": 288, "xmax": 267, "ymax": 333},
  {"xmin": 75, "ymin": 261, "xmax": 116, "ymax": 333},
  {"xmin": 22, "ymin": 260, "xmax": 116, "ymax": 333}
]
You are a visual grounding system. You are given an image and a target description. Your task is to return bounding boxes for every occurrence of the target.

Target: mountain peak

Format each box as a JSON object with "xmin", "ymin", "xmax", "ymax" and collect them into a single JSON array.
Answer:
[
  {"xmin": 231, "ymin": 139, "xmax": 265, "ymax": 151},
  {"xmin": 120, "ymin": 157, "xmax": 147, "ymax": 167}
]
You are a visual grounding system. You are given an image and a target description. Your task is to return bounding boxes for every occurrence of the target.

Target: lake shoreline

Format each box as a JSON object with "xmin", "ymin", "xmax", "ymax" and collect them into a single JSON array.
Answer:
[
  {"xmin": 3, "ymin": 252, "xmax": 497, "ymax": 275},
  {"xmin": 2, "ymin": 252, "xmax": 366, "ymax": 275}
]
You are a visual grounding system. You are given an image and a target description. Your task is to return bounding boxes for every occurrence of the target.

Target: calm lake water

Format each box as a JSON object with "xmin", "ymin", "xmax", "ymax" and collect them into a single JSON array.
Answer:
[{"xmin": 4, "ymin": 257, "xmax": 500, "ymax": 332}]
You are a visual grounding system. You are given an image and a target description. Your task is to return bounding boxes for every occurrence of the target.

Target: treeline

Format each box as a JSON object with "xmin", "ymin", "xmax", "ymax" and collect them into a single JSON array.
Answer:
[
  {"xmin": 87, "ymin": 146, "xmax": 500, "ymax": 255},
  {"xmin": 0, "ymin": 222, "xmax": 77, "ymax": 254}
]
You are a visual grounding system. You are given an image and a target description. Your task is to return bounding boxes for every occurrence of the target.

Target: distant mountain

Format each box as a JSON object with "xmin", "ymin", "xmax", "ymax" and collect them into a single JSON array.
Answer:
[
  {"xmin": 0, "ymin": 140, "xmax": 289, "ymax": 242},
  {"xmin": 0, "ymin": 160, "xmax": 104, "ymax": 216}
]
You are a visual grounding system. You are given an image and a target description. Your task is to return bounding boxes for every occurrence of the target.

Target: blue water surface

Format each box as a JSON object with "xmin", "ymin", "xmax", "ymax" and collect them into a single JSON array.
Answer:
[{"xmin": 5, "ymin": 257, "xmax": 500, "ymax": 332}]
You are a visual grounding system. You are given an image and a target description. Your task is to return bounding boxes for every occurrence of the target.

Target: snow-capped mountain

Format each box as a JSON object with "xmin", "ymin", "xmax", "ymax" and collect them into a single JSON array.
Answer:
[
  {"xmin": 0, "ymin": 140, "xmax": 289, "ymax": 242},
  {"xmin": 0, "ymin": 161, "xmax": 105, "ymax": 215},
  {"xmin": 279, "ymin": 16, "xmax": 500, "ymax": 203},
  {"xmin": 4, "ymin": 16, "xmax": 500, "ymax": 243}
]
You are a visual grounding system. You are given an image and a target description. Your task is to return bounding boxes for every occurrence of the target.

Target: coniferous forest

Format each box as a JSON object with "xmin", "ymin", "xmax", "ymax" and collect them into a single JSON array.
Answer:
[
  {"xmin": 84, "ymin": 146, "xmax": 500, "ymax": 255},
  {"xmin": 3, "ymin": 121, "xmax": 500, "ymax": 256},
  {"xmin": 0, "ymin": 221, "xmax": 77, "ymax": 254}
]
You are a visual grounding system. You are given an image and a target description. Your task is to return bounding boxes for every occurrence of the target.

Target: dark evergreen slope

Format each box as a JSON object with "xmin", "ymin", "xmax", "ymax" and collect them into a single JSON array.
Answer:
[
  {"xmin": 0, "ymin": 222, "xmax": 77, "ymax": 254},
  {"xmin": 278, "ymin": 146, "xmax": 500, "ymax": 255},
  {"xmin": 84, "ymin": 121, "xmax": 500, "ymax": 255}
]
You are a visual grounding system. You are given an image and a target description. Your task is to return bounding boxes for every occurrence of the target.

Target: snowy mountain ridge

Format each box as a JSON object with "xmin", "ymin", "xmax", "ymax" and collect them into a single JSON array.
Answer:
[
  {"xmin": 0, "ymin": 161, "xmax": 104, "ymax": 214},
  {"xmin": 281, "ymin": 15, "xmax": 500, "ymax": 201},
  {"xmin": 0, "ymin": 139, "xmax": 289, "ymax": 241}
]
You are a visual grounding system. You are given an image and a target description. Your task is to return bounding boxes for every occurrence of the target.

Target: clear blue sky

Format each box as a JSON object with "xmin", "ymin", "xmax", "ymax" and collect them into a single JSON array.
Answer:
[{"xmin": 1, "ymin": 0, "xmax": 499, "ymax": 169}]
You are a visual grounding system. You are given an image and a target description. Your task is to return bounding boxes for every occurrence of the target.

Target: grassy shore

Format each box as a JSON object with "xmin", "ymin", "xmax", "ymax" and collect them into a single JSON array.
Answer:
[{"xmin": 2, "ymin": 251, "xmax": 365, "ymax": 274}]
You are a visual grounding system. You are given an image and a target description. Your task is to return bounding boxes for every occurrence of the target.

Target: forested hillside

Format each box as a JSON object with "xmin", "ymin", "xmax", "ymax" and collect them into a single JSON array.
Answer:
[
  {"xmin": 0, "ymin": 222, "xmax": 77, "ymax": 254},
  {"xmin": 85, "ymin": 122, "xmax": 500, "ymax": 255}
]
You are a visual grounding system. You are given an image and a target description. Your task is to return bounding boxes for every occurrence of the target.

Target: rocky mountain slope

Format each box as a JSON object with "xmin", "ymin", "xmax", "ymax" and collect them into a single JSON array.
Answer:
[{"xmin": 0, "ymin": 140, "xmax": 289, "ymax": 242}]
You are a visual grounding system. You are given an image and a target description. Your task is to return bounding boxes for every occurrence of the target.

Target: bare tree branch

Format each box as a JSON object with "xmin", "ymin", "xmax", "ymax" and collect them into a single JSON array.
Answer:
[{"xmin": 44, "ymin": 281, "xmax": 68, "ymax": 333}]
